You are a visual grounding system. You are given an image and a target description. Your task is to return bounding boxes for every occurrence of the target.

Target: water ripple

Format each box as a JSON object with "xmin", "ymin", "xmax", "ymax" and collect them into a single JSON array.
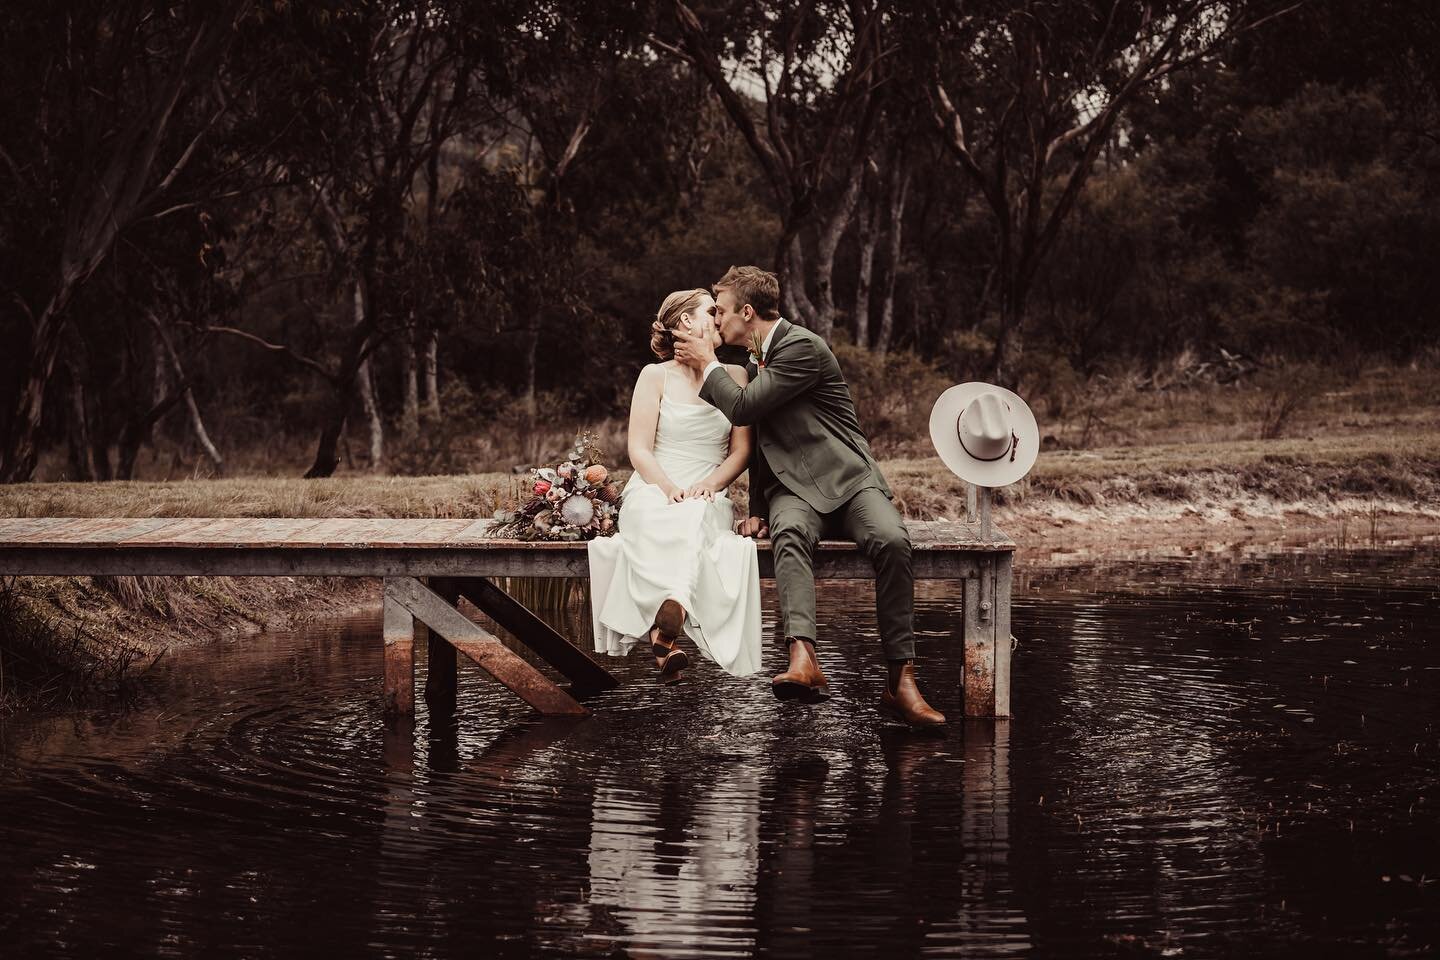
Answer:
[{"xmin": 1, "ymin": 544, "xmax": 1438, "ymax": 957}]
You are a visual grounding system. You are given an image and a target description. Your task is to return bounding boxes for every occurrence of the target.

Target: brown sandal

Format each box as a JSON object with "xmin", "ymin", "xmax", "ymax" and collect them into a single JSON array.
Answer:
[{"xmin": 650, "ymin": 599, "xmax": 690, "ymax": 680}]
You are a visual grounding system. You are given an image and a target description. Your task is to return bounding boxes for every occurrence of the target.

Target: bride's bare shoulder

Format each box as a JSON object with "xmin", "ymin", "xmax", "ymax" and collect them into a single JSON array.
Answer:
[
  {"xmin": 632, "ymin": 362, "xmax": 670, "ymax": 397},
  {"xmin": 635, "ymin": 362, "xmax": 668, "ymax": 383},
  {"xmin": 722, "ymin": 363, "xmax": 749, "ymax": 385}
]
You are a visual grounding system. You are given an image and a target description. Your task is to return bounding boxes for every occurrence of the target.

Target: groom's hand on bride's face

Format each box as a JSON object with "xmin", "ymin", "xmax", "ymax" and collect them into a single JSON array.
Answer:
[{"xmin": 672, "ymin": 324, "xmax": 716, "ymax": 369}]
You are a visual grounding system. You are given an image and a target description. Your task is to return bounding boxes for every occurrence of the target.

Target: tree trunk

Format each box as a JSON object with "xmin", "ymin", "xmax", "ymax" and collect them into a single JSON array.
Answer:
[
  {"xmin": 854, "ymin": 198, "xmax": 878, "ymax": 350},
  {"xmin": 2, "ymin": 291, "xmax": 78, "ymax": 482},
  {"xmin": 876, "ymin": 167, "xmax": 911, "ymax": 355},
  {"xmin": 813, "ymin": 158, "xmax": 866, "ymax": 341},
  {"xmin": 990, "ymin": 281, "xmax": 1027, "ymax": 388},
  {"xmin": 63, "ymin": 359, "xmax": 98, "ymax": 482},
  {"xmin": 778, "ymin": 233, "xmax": 819, "ymax": 330},
  {"xmin": 423, "ymin": 326, "xmax": 440, "ymax": 421},
  {"xmin": 521, "ymin": 315, "xmax": 540, "ymax": 417},
  {"xmin": 148, "ymin": 310, "xmax": 223, "ymax": 475},
  {"xmin": 304, "ymin": 273, "xmax": 374, "ymax": 479},
  {"xmin": 116, "ymin": 334, "xmax": 172, "ymax": 480},
  {"xmin": 401, "ymin": 317, "xmax": 419, "ymax": 439},
  {"xmin": 181, "ymin": 388, "xmax": 223, "ymax": 476},
  {"xmin": 357, "ymin": 354, "xmax": 383, "ymax": 470}
]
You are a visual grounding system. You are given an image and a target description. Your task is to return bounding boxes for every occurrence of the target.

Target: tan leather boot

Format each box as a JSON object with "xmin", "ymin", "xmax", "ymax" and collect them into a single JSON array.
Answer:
[
  {"xmin": 771, "ymin": 638, "xmax": 830, "ymax": 702},
  {"xmin": 880, "ymin": 661, "xmax": 946, "ymax": 728}
]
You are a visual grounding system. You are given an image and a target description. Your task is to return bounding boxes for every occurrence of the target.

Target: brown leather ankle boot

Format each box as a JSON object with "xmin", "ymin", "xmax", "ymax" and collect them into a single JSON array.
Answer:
[
  {"xmin": 880, "ymin": 661, "xmax": 946, "ymax": 728},
  {"xmin": 771, "ymin": 638, "xmax": 829, "ymax": 703},
  {"xmin": 650, "ymin": 599, "xmax": 689, "ymax": 680}
]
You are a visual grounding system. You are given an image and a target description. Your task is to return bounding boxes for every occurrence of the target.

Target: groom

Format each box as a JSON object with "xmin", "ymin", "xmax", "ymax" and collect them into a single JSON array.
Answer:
[{"xmin": 672, "ymin": 265, "xmax": 945, "ymax": 728}]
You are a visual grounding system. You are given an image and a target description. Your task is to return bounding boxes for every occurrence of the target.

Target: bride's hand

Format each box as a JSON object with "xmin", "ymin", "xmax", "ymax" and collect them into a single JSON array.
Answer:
[
  {"xmin": 683, "ymin": 481, "xmax": 719, "ymax": 501},
  {"xmin": 664, "ymin": 484, "xmax": 686, "ymax": 503}
]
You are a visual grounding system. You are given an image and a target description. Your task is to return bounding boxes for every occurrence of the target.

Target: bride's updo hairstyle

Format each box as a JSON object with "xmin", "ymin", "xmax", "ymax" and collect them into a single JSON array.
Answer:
[{"xmin": 650, "ymin": 288, "xmax": 710, "ymax": 360}]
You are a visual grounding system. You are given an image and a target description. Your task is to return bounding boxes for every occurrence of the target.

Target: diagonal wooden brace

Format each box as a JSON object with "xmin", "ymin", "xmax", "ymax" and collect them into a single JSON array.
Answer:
[
  {"xmin": 455, "ymin": 577, "xmax": 619, "ymax": 694},
  {"xmin": 384, "ymin": 577, "xmax": 588, "ymax": 717}
]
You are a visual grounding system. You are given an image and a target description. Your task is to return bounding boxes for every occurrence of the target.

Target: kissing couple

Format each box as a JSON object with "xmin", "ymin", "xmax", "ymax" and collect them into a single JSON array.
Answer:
[{"xmin": 587, "ymin": 265, "xmax": 944, "ymax": 728}]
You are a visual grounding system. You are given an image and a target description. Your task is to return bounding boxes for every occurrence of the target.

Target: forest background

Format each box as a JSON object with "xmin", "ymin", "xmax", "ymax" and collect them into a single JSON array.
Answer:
[{"xmin": 1, "ymin": 0, "xmax": 1437, "ymax": 487}]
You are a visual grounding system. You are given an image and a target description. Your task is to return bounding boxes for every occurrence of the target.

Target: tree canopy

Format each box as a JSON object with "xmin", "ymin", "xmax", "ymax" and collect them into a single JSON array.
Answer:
[{"xmin": 1, "ymin": 0, "xmax": 1435, "ymax": 481}]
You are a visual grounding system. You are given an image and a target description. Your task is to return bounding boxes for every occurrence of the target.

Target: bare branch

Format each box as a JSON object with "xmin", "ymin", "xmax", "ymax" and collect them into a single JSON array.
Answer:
[{"xmin": 196, "ymin": 323, "xmax": 337, "ymax": 384}]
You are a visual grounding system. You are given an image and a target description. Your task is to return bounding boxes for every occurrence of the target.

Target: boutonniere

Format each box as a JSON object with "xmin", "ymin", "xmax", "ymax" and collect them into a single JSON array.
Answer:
[{"xmin": 748, "ymin": 331, "xmax": 766, "ymax": 369}]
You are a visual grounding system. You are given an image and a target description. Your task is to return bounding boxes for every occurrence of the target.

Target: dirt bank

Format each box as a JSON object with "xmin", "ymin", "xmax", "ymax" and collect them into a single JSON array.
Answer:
[{"xmin": 0, "ymin": 575, "xmax": 378, "ymax": 711}]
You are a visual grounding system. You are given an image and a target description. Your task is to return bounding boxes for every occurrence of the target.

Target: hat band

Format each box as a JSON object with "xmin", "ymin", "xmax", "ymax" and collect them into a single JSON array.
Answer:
[{"xmin": 957, "ymin": 414, "xmax": 1018, "ymax": 463}]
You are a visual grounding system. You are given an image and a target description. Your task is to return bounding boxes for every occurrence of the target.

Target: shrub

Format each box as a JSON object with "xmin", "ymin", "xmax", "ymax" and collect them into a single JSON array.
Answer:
[{"xmin": 833, "ymin": 345, "xmax": 952, "ymax": 457}]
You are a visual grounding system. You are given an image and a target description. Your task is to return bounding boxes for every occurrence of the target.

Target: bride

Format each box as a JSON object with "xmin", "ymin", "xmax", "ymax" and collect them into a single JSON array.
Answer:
[{"xmin": 587, "ymin": 288, "xmax": 763, "ymax": 682}]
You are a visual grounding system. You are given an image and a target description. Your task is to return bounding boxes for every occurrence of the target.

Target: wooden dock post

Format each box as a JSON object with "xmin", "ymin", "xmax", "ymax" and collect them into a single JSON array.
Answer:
[
  {"xmin": 962, "ymin": 545, "xmax": 1013, "ymax": 718},
  {"xmin": 382, "ymin": 586, "xmax": 415, "ymax": 717}
]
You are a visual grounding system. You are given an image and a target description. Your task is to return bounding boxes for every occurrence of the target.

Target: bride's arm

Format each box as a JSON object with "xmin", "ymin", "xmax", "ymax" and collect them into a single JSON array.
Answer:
[
  {"xmin": 627, "ymin": 365, "xmax": 685, "ymax": 502},
  {"xmin": 685, "ymin": 366, "xmax": 753, "ymax": 499}
]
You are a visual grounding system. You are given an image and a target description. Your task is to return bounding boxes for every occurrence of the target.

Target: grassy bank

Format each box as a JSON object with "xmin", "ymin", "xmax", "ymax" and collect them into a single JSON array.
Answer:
[{"xmin": 9, "ymin": 430, "xmax": 1438, "ymax": 524}]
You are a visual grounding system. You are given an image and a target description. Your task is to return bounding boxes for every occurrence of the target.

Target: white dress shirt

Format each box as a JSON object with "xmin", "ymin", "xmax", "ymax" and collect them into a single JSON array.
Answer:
[{"xmin": 703, "ymin": 320, "xmax": 781, "ymax": 383}]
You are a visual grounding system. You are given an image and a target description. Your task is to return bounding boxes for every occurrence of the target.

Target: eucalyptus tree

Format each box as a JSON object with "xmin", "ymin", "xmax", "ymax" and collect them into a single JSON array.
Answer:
[
  {"xmin": 918, "ymin": 0, "xmax": 1304, "ymax": 383},
  {"xmin": 657, "ymin": 0, "xmax": 886, "ymax": 339},
  {"xmin": 439, "ymin": 2, "xmax": 705, "ymax": 421},
  {"xmin": 0, "ymin": 0, "xmax": 254, "ymax": 482},
  {"xmin": 204, "ymin": 0, "xmax": 496, "ymax": 478}
]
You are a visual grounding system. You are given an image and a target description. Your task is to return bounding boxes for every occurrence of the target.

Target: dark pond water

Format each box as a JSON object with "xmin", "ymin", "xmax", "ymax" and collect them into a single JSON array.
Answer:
[{"xmin": 2, "ymin": 543, "xmax": 1438, "ymax": 958}]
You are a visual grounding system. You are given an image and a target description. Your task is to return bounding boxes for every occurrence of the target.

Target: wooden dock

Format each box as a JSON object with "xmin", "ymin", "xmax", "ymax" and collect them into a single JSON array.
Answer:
[{"xmin": 0, "ymin": 517, "xmax": 1015, "ymax": 718}]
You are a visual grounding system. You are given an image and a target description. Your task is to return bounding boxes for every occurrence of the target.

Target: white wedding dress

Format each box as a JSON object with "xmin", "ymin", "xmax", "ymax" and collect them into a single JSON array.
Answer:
[{"xmin": 587, "ymin": 365, "xmax": 763, "ymax": 677}]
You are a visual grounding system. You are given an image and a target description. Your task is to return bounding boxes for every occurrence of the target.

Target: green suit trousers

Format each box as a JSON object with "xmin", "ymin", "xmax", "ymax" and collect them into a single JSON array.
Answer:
[{"xmin": 767, "ymin": 484, "xmax": 916, "ymax": 661}]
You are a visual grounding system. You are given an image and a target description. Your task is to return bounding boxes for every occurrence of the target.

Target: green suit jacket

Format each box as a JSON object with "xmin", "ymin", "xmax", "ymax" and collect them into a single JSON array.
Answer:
[{"xmin": 699, "ymin": 318, "xmax": 891, "ymax": 519}]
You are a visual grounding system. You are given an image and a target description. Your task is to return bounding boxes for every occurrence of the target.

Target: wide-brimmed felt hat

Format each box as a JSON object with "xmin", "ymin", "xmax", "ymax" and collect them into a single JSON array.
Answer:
[{"xmin": 928, "ymin": 382, "xmax": 1040, "ymax": 488}]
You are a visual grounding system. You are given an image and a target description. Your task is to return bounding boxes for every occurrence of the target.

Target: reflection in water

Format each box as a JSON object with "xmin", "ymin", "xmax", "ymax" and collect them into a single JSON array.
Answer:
[
  {"xmin": 584, "ymin": 765, "xmax": 762, "ymax": 952},
  {"xmin": 1, "ymin": 543, "xmax": 1438, "ymax": 956}
]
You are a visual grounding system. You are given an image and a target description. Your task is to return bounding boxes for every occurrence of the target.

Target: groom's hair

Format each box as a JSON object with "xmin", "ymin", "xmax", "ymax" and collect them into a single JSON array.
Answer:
[{"xmin": 714, "ymin": 266, "xmax": 781, "ymax": 321}]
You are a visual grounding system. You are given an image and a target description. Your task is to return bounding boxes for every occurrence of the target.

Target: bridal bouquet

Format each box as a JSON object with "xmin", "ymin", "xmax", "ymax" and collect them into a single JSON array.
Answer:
[{"xmin": 492, "ymin": 432, "xmax": 622, "ymax": 541}]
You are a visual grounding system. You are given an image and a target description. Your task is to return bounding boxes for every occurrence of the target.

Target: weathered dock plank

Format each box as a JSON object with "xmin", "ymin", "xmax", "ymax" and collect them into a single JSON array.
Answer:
[{"xmin": 0, "ymin": 518, "xmax": 1011, "ymax": 580}]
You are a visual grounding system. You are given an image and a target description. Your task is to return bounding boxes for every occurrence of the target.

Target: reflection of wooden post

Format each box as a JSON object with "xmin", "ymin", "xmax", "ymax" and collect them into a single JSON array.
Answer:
[
  {"xmin": 962, "ymin": 721, "xmax": 1011, "ymax": 864},
  {"xmin": 382, "ymin": 582, "xmax": 415, "ymax": 717}
]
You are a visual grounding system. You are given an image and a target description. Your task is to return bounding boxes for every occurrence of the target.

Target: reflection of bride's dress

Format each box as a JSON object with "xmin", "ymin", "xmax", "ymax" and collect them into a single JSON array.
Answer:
[
  {"xmin": 587, "ymin": 367, "xmax": 762, "ymax": 676},
  {"xmin": 585, "ymin": 766, "xmax": 761, "ymax": 950}
]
